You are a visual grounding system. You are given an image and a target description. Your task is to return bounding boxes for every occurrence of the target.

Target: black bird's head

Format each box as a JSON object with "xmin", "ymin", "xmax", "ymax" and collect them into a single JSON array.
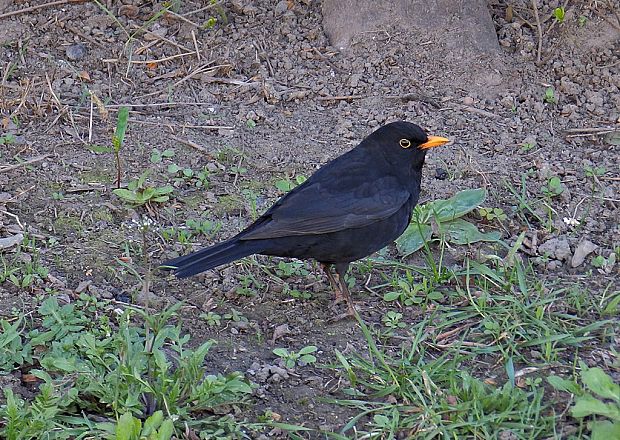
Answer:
[{"xmin": 362, "ymin": 121, "xmax": 450, "ymax": 171}]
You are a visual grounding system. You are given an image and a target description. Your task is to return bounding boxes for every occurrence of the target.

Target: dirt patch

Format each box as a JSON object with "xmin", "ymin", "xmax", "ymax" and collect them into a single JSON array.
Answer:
[{"xmin": 0, "ymin": 0, "xmax": 618, "ymax": 436}]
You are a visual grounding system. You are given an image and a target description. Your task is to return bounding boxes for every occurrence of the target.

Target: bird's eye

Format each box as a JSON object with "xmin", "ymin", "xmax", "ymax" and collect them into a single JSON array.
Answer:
[{"xmin": 399, "ymin": 139, "xmax": 412, "ymax": 149}]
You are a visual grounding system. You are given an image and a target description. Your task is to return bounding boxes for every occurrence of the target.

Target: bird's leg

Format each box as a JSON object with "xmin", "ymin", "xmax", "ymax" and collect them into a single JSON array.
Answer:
[
  {"xmin": 320, "ymin": 263, "xmax": 344, "ymax": 303},
  {"xmin": 329, "ymin": 263, "xmax": 356, "ymax": 320}
]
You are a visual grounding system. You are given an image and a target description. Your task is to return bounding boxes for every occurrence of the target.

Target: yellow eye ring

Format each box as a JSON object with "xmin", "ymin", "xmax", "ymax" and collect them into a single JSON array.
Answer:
[{"xmin": 399, "ymin": 139, "xmax": 411, "ymax": 149}]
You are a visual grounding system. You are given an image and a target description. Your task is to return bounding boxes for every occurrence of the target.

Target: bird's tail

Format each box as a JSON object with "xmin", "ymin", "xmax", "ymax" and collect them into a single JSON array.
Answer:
[{"xmin": 161, "ymin": 238, "xmax": 263, "ymax": 278}]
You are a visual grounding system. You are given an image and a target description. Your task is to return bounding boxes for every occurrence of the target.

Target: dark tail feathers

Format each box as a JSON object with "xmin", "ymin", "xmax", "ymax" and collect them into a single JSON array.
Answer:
[{"xmin": 161, "ymin": 238, "xmax": 263, "ymax": 278}]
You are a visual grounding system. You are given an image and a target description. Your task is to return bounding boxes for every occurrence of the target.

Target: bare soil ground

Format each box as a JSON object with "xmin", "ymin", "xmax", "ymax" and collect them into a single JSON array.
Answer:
[{"xmin": 0, "ymin": 0, "xmax": 618, "ymax": 438}]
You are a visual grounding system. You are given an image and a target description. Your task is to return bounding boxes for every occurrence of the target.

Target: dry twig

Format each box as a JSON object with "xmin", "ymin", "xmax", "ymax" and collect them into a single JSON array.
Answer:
[
  {"xmin": 0, "ymin": 154, "xmax": 52, "ymax": 173},
  {"xmin": 531, "ymin": 0, "xmax": 543, "ymax": 63}
]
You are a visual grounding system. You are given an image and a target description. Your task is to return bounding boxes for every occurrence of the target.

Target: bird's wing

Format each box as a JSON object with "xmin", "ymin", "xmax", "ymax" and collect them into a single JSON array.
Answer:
[{"xmin": 240, "ymin": 174, "xmax": 410, "ymax": 240}]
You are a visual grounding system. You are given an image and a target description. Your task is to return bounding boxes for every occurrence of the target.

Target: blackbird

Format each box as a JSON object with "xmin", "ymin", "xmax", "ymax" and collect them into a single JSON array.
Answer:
[{"xmin": 162, "ymin": 121, "xmax": 449, "ymax": 318}]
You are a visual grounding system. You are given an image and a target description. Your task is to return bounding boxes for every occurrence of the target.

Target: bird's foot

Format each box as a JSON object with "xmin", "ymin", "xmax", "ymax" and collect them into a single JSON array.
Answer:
[
  {"xmin": 328, "ymin": 308, "xmax": 357, "ymax": 322},
  {"xmin": 328, "ymin": 300, "xmax": 357, "ymax": 322}
]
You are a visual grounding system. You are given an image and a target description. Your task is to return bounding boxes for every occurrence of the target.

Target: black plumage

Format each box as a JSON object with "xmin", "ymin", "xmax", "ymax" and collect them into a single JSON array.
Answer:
[{"xmin": 162, "ymin": 121, "xmax": 449, "ymax": 318}]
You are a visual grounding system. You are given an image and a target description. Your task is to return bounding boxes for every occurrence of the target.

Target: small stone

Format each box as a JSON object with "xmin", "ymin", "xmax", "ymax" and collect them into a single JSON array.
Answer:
[
  {"xmin": 119, "ymin": 4, "xmax": 139, "ymax": 18},
  {"xmin": 462, "ymin": 96, "xmax": 475, "ymax": 105},
  {"xmin": 434, "ymin": 167, "xmax": 448, "ymax": 180},
  {"xmin": 66, "ymin": 43, "xmax": 88, "ymax": 61},
  {"xmin": 538, "ymin": 237, "xmax": 571, "ymax": 261},
  {"xmin": 75, "ymin": 280, "xmax": 92, "ymax": 293},
  {"xmin": 571, "ymin": 240, "xmax": 598, "ymax": 268},
  {"xmin": 275, "ymin": 1, "xmax": 289, "ymax": 15}
]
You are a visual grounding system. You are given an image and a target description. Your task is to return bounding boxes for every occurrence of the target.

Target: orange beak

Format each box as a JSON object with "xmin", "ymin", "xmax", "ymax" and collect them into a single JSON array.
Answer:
[{"xmin": 419, "ymin": 135, "xmax": 450, "ymax": 149}]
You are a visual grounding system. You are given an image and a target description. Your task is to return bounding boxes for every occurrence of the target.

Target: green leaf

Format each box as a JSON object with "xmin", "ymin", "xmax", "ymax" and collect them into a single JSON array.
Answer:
[
  {"xmin": 88, "ymin": 144, "xmax": 113, "ymax": 154},
  {"xmin": 604, "ymin": 131, "xmax": 620, "ymax": 146},
  {"xmin": 383, "ymin": 291, "xmax": 401, "ymax": 302},
  {"xmin": 153, "ymin": 185, "xmax": 174, "ymax": 196},
  {"xmin": 298, "ymin": 345, "xmax": 317, "ymax": 355},
  {"xmin": 162, "ymin": 148, "xmax": 175, "ymax": 158},
  {"xmin": 113, "ymin": 107, "xmax": 129, "ymax": 153},
  {"xmin": 591, "ymin": 420, "xmax": 620, "ymax": 440},
  {"xmin": 273, "ymin": 348, "xmax": 289, "ymax": 357},
  {"xmin": 167, "ymin": 163, "xmax": 181, "ymax": 174},
  {"xmin": 439, "ymin": 219, "xmax": 501, "ymax": 245},
  {"xmin": 395, "ymin": 223, "xmax": 432, "ymax": 257},
  {"xmin": 142, "ymin": 410, "xmax": 163, "ymax": 435},
  {"xmin": 430, "ymin": 188, "xmax": 487, "ymax": 222},
  {"xmin": 157, "ymin": 419, "xmax": 175, "ymax": 440},
  {"xmin": 572, "ymin": 394, "xmax": 620, "ymax": 419},
  {"xmin": 150, "ymin": 149, "xmax": 162, "ymax": 163},
  {"xmin": 116, "ymin": 412, "xmax": 140, "ymax": 440},
  {"xmin": 113, "ymin": 189, "xmax": 138, "ymax": 202},
  {"xmin": 582, "ymin": 367, "xmax": 620, "ymax": 402},
  {"xmin": 275, "ymin": 180, "xmax": 293, "ymax": 192},
  {"xmin": 547, "ymin": 375, "xmax": 582, "ymax": 395},
  {"xmin": 299, "ymin": 354, "xmax": 316, "ymax": 364}
]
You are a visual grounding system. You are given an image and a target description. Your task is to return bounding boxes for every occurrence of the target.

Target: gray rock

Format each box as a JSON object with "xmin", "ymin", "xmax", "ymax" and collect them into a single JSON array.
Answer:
[
  {"xmin": 66, "ymin": 43, "xmax": 87, "ymax": 61},
  {"xmin": 571, "ymin": 240, "xmax": 598, "ymax": 268},
  {"xmin": 538, "ymin": 237, "xmax": 571, "ymax": 261}
]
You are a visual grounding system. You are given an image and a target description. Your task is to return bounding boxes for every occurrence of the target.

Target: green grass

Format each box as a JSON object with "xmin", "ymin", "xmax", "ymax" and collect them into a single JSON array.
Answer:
[
  {"xmin": 0, "ymin": 297, "xmax": 253, "ymax": 439},
  {"xmin": 322, "ymin": 241, "xmax": 616, "ymax": 439}
]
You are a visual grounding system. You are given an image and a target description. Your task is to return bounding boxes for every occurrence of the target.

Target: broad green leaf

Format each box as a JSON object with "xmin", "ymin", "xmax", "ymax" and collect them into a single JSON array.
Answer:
[
  {"xmin": 582, "ymin": 367, "xmax": 620, "ymax": 402},
  {"xmin": 273, "ymin": 348, "xmax": 289, "ymax": 357},
  {"xmin": 113, "ymin": 107, "xmax": 129, "ymax": 152},
  {"xmin": 299, "ymin": 354, "xmax": 316, "ymax": 364},
  {"xmin": 113, "ymin": 189, "xmax": 138, "ymax": 202},
  {"xmin": 396, "ymin": 223, "xmax": 432, "ymax": 256},
  {"xmin": 142, "ymin": 410, "xmax": 163, "ymax": 435},
  {"xmin": 547, "ymin": 375, "xmax": 582, "ymax": 395},
  {"xmin": 298, "ymin": 345, "xmax": 317, "ymax": 355},
  {"xmin": 604, "ymin": 131, "xmax": 620, "ymax": 146},
  {"xmin": 591, "ymin": 420, "xmax": 620, "ymax": 440},
  {"xmin": 88, "ymin": 144, "xmax": 113, "ymax": 154},
  {"xmin": 439, "ymin": 219, "xmax": 501, "ymax": 245},
  {"xmin": 383, "ymin": 291, "xmax": 401, "ymax": 302},
  {"xmin": 157, "ymin": 419, "xmax": 175, "ymax": 440},
  {"xmin": 154, "ymin": 185, "xmax": 174, "ymax": 196},
  {"xmin": 572, "ymin": 394, "xmax": 620, "ymax": 419},
  {"xmin": 430, "ymin": 188, "xmax": 487, "ymax": 222},
  {"xmin": 116, "ymin": 412, "xmax": 140, "ymax": 440}
]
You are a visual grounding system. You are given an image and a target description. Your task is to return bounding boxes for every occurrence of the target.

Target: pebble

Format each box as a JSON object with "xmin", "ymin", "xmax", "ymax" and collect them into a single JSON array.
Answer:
[
  {"xmin": 66, "ymin": 43, "xmax": 87, "ymax": 61},
  {"xmin": 462, "ymin": 96, "xmax": 475, "ymax": 105},
  {"xmin": 571, "ymin": 240, "xmax": 598, "ymax": 268},
  {"xmin": 538, "ymin": 237, "xmax": 571, "ymax": 261}
]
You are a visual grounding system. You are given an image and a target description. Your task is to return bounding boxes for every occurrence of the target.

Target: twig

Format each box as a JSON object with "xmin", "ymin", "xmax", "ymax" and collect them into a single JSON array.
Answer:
[
  {"xmin": 317, "ymin": 95, "xmax": 367, "ymax": 101},
  {"xmin": 531, "ymin": 0, "xmax": 543, "ymax": 63},
  {"xmin": 164, "ymin": 10, "xmax": 201, "ymax": 28},
  {"xmin": 564, "ymin": 127, "xmax": 619, "ymax": 133},
  {"xmin": 88, "ymin": 96, "xmax": 94, "ymax": 143},
  {"xmin": 134, "ymin": 28, "xmax": 192, "ymax": 53},
  {"xmin": 0, "ymin": 154, "xmax": 52, "ymax": 173},
  {"xmin": 106, "ymin": 101, "xmax": 218, "ymax": 109},
  {"xmin": 102, "ymin": 52, "xmax": 196, "ymax": 65},
  {"xmin": 170, "ymin": 135, "xmax": 211, "ymax": 154},
  {"xmin": 64, "ymin": 24, "xmax": 108, "ymax": 50},
  {"xmin": 184, "ymin": 1, "xmax": 224, "ymax": 17},
  {"xmin": 0, "ymin": 0, "xmax": 86, "ymax": 20},
  {"xmin": 191, "ymin": 30, "xmax": 201, "ymax": 62}
]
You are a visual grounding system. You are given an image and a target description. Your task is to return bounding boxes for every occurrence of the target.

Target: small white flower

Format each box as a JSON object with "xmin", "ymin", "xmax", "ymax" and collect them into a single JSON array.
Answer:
[{"xmin": 563, "ymin": 217, "xmax": 580, "ymax": 227}]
